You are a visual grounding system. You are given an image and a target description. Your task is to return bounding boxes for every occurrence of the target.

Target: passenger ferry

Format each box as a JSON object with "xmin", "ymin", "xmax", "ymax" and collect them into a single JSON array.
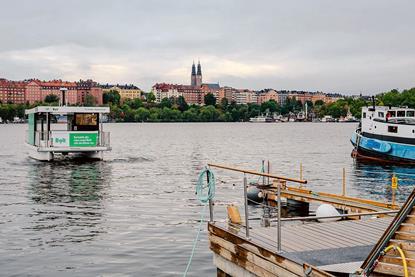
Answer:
[
  {"xmin": 25, "ymin": 106, "xmax": 111, "ymax": 161},
  {"xmin": 351, "ymin": 105, "xmax": 415, "ymax": 164}
]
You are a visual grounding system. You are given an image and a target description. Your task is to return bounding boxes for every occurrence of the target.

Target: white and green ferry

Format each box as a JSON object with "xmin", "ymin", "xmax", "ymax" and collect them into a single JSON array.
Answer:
[{"xmin": 25, "ymin": 106, "xmax": 111, "ymax": 161}]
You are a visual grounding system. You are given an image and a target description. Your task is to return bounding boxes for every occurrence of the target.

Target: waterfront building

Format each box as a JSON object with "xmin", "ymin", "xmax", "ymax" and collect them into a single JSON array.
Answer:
[
  {"xmin": 234, "ymin": 89, "xmax": 257, "ymax": 105},
  {"xmin": 0, "ymin": 79, "xmax": 27, "ymax": 104},
  {"xmin": 101, "ymin": 84, "xmax": 143, "ymax": 101},
  {"xmin": 256, "ymin": 89, "xmax": 278, "ymax": 104},
  {"xmin": 0, "ymin": 78, "xmax": 103, "ymax": 105}
]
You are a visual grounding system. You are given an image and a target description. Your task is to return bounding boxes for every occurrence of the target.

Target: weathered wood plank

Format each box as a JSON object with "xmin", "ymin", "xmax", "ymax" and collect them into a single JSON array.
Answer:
[{"xmin": 373, "ymin": 261, "xmax": 415, "ymax": 276}]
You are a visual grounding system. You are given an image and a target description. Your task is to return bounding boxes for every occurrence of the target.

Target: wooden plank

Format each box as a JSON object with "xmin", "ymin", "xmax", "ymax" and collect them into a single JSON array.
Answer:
[
  {"xmin": 389, "ymin": 240, "xmax": 415, "ymax": 251},
  {"xmin": 210, "ymin": 234, "xmax": 299, "ymax": 277},
  {"xmin": 381, "ymin": 255, "xmax": 415, "ymax": 269},
  {"xmin": 395, "ymin": 231, "xmax": 415, "ymax": 241},
  {"xmin": 374, "ymin": 261, "xmax": 415, "ymax": 276},
  {"xmin": 209, "ymin": 223, "xmax": 334, "ymax": 277}
]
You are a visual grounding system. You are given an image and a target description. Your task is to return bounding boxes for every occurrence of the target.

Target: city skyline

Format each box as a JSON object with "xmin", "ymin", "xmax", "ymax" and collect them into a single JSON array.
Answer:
[{"xmin": 0, "ymin": 0, "xmax": 414, "ymax": 94}]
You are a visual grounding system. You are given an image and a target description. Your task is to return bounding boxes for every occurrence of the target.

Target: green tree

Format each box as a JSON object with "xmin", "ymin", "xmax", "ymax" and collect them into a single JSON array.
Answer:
[
  {"xmin": 134, "ymin": 107, "xmax": 150, "ymax": 122},
  {"xmin": 175, "ymin": 96, "xmax": 189, "ymax": 112},
  {"xmin": 44, "ymin": 94, "xmax": 59, "ymax": 103},
  {"xmin": 160, "ymin": 97, "xmax": 172, "ymax": 108},
  {"xmin": 200, "ymin": 105, "xmax": 220, "ymax": 121},
  {"xmin": 85, "ymin": 94, "xmax": 96, "ymax": 106},
  {"xmin": 182, "ymin": 108, "xmax": 200, "ymax": 122},
  {"xmin": 125, "ymin": 98, "xmax": 143, "ymax": 109},
  {"xmin": 204, "ymin": 93, "xmax": 216, "ymax": 106},
  {"xmin": 103, "ymin": 90, "xmax": 121, "ymax": 105},
  {"xmin": 146, "ymin": 92, "xmax": 156, "ymax": 103}
]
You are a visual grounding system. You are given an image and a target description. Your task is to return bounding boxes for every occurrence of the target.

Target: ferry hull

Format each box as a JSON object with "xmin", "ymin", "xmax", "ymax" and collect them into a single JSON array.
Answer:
[{"xmin": 351, "ymin": 131, "xmax": 415, "ymax": 165}]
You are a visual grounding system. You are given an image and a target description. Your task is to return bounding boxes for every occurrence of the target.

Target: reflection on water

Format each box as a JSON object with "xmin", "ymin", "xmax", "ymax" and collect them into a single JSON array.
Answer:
[
  {"xmin": 27, "ymin": 160, "xmax": 111, "ymax": 244},
  {"xmin": 352, "ymin": 160, "xmax": 415, "ymax": 203}
]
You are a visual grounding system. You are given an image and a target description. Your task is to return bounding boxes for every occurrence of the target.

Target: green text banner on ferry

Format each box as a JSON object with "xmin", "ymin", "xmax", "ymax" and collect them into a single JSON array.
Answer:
[{"xmin": 69, "ymin": 133, "xmax": 98, "ymax": 147}]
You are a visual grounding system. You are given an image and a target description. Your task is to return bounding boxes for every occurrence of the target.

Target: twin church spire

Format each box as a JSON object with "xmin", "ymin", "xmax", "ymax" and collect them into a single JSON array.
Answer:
[{"xmin": 191, "ymin": 61, "xmax": 202, "ymax": 87}]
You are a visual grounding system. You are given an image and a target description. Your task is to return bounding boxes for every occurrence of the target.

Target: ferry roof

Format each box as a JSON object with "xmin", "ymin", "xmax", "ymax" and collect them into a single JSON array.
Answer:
[
  {"xmin": 363, "ymin": 106, "xmax": 414, "ymax": 111},
  {"xmin": 25, "ymin": 106, "xmax": 110, "ymax": 115}
]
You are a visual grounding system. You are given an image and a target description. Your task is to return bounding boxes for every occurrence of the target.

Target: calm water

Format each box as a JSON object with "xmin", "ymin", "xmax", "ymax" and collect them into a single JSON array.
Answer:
[{"xmin": 1, "ymin": 123, "xmax": 415, "ymax": 276}]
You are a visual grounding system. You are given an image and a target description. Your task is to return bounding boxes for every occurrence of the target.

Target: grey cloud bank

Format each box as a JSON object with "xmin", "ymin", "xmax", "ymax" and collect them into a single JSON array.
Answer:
[{"xmin": 0, "ymin": 0, "xmax": 414, "ymax": 94}]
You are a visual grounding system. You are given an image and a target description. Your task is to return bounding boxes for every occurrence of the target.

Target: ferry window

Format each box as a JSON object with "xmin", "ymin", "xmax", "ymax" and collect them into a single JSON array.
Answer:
[
  {"xmin": 378, "ymin": 112, "xmax": 384, "ymax": 118},
  {"xmin": 388, "ymin": 126, "xmax": 398, "ymax": 133},
  {"xmin": 407, "ymin": 111, "xmax": 415, "ymax": 117},
  {"xmin": 73, "ymin": 113, "xmax": 98, "ymax": 131},
  {"xmin": 397, "ymin": 111, "xmax": 405, "ymax": 117},
  {"xmin": 388, "ymin": 111, "xmax": 396, "ymax": 117},
  {"xmin": 362, "ymin": 112, "xmax": 366, "ymax": 118}
]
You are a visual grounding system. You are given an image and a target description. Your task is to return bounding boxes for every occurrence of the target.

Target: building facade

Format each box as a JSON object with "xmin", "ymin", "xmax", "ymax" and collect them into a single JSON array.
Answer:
[
  {"xmin": 101, "ymin": 84, "xmax": 142, "ymax": 100},
  {"xmin": 0, "ymin": 78, "xmax": 103, "ymax": 105}
]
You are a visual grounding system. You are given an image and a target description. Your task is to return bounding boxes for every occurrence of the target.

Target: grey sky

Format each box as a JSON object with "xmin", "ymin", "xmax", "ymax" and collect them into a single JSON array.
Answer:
[{"xmin": 0, "ymin": 0, "xmax": 414, "ymax": 94}]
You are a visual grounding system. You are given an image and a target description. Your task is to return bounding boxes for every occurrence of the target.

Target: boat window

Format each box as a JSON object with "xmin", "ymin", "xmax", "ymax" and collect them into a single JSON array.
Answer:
[
  {"xmin": 388, "ymin": 125, "xmax": 398, "ymax": 133},
  {"xmin": 397, "ymin": 110, "xmax": 405, "ymax": 117},
  {"xmin": 362, "ymin": 112, "xmax": 366, "ymax": 118},
  {"xmin": 388, "ymin": 111, "xmax": 396, "ymax": 117},
  {"xmin": 407, "ymin": 111, "xmax": 415, "ymax": 117},
  {"xmin": 378, "ymin": 112, "xmax": 384, "ymax": 118},
  {"xmin": 72, "ymin": 113, "xmax": 99, "ymax": 131}
]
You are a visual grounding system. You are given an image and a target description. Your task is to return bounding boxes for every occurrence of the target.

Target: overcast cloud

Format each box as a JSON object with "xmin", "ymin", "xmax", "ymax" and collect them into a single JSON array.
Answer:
[{"xmin": 0, "ymin": 0, "xmax": 414, "ymax": 94}]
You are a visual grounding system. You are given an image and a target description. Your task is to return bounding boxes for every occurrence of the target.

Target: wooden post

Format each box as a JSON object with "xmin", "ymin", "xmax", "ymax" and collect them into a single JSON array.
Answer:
[{"xmin": 342, "ymin": 168, "xmax": 346, "ymax": 196}]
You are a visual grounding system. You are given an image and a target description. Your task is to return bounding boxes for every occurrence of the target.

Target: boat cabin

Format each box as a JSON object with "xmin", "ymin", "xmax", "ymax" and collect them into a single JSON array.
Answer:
[
  {"xmin": 361, "ymin": 106, "xmax": 415, "ymax": 140},
  {"xmin": 25, "ymin": 106, "xmax": 111, "ymax": 161}
]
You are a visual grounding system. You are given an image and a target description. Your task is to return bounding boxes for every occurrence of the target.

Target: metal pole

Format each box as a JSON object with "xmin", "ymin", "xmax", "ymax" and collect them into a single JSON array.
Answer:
[
  {"xmin": 342, "ymin": 168, "xmax": 346, "ymax": 196},
  {"xmin": 243, "ymin": 173, "xmax": 250, "ymax": 238},
  {"xmin": 277, "ymin": 181, "xmax": 282, "ymax": 253},
  {"xmin": 262, "ymin": 160, "xmax": 265, "ymax": 186},
  {"xmin": 267, "ymin": 160, "xmax": 270, "ymax": 186},
  {"xmin": 207, "ymin": 169, "xmax": 214, "ymax": 222}
]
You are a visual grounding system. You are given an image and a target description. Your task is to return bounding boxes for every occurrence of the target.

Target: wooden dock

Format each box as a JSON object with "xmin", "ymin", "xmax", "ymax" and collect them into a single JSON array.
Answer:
[{"xmin": 204, "ymin": 163, "xmax": 411, "ymax": 276}]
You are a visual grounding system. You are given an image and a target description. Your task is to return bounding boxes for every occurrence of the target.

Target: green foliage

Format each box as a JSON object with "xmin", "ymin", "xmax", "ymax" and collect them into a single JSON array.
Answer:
[
  {"xmin": 103, "ymin": 90, "xmax": 121, "ymax": 105},
  {"xmin": 84, "ymin": 94, "xmax": 96, "ymax": 106},
  {"xmin": 44, "ymin": 94, "xmax": 59, "ymax": 103},
  {"xmin": 204, "ymin": 93, "xmax": 216, "ymax": 106},
  {"xmin": 146, "ymin": 92, "xmax": 156, "ymax": 103}
]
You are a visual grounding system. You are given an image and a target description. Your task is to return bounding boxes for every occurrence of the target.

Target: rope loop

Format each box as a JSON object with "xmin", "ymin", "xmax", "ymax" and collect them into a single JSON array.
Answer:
[{"xmin": 196, "ymin": 167, "xmax": 215, "ymax": 204}]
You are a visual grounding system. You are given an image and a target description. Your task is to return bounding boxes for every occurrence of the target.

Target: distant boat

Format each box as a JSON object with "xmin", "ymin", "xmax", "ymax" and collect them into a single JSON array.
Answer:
[
  {"xmin": 321, "ymin": 115, "xmax": 335, "ymax": 122},
  {"xmin": 249, "ymin": 114, "xmax": 275, "ymax": 123},
  {"xmin": 339, "ymin": 110, "xmax": 359, "ymax": 123},
  {"xmin": 351, "ymin": 105, "xmax": 415, "ymax": 164},
  {"xmin": 296, "ymin": 111, "xmax": 306, "ymax": 122}
]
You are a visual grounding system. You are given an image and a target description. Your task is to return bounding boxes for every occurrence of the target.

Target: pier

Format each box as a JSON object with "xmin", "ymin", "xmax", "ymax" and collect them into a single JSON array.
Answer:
[{"xmin": 205, "ymin": 163, "xmax": 413, "ymax": 276}]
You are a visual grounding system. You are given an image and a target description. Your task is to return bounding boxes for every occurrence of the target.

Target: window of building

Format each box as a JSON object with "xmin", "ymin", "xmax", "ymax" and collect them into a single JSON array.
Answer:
[
  {"xmin": 388, "ymin": 126, "xmax": 398, "ymax": 133},
  {"xmin": 397, "ymin": 110, "xmax": 406, "ymax": 117},
  {"xmin": 407, "ymin": 111, "xmax": 415, "ymax": 117},
  {"xmin": 362, "ymin": 112, "xmax": 366, "ymax": 118}
]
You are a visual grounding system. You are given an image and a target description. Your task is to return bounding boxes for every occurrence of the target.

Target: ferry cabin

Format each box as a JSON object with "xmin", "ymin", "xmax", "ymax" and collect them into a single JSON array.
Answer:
[
  {"xmin": 25, "ymin": 106, "xmax": 111, "ymax": 161},
  {"xmin": 360, "ymin": 106, "xmax": 415, "ymax": 143}
]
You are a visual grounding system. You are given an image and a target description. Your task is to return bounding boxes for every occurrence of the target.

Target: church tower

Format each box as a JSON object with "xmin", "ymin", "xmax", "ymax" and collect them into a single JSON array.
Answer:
[
  {"xmin": 196, "ymin": 61, "xmax": 202, "ymax": 87},
  {"xmin": 191, "ymin": 62, "xmax": 197, "ymax": 86}
]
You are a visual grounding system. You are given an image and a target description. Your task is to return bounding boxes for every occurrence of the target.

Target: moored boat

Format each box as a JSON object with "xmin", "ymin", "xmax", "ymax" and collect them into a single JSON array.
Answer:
[{"xmin": 351, "ymin": 104, "xmax": 415, "ymax": 164}]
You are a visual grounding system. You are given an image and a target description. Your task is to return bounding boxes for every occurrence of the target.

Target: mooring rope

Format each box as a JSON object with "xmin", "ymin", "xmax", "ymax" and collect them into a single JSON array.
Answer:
[{"xmin": 183, "ymin": 167, "xmax": 215, "ymax": 276}]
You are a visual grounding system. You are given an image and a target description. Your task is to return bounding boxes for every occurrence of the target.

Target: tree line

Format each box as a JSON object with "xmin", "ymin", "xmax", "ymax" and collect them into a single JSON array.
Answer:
[{"xmin": 1, "ymin": 88, "xmax": 414, "ymax": 122}]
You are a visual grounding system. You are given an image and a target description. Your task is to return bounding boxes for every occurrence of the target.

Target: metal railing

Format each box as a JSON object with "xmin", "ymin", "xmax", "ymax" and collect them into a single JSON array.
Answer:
[{"xmin": 207, "ymin": 163, "xmax": 307, "ymax": 253}]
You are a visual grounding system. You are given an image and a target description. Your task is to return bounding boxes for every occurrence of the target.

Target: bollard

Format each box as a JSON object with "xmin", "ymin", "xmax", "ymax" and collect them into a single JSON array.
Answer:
[
  {"xmin": 243, "ymin": 174, "xmax": 250, "ymax": 238},
  {"xmin": 342, "ymin": 168, "xmax": 346, "ymax": 196}
]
